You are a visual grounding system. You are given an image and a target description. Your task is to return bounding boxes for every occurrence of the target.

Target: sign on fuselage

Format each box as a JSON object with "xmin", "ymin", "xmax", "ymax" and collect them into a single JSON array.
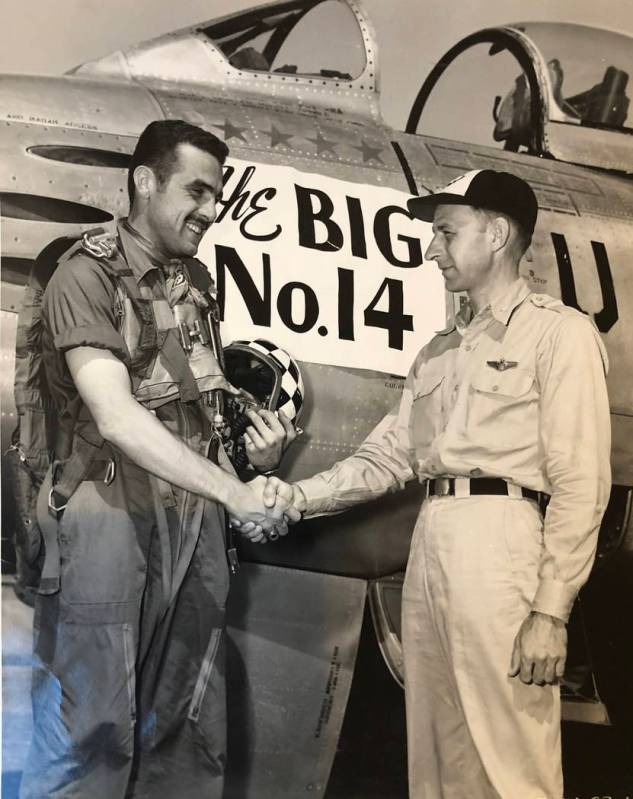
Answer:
[{"xmin": 203, "ymin": 158, "xmax": 445, "ymax": 375}]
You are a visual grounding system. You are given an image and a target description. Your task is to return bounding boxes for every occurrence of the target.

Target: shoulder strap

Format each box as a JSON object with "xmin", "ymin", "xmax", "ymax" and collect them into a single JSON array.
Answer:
[
  {"xmin": 104, "ymin": 238, "xmax": 202, "ymax": 401},
  {"xmin": 186, "ymin": 257, "xmax": 225, "ymax": 371},
  {"xmin": 93, "ymin": 236, "xmax": 161, "ymax": 376}
]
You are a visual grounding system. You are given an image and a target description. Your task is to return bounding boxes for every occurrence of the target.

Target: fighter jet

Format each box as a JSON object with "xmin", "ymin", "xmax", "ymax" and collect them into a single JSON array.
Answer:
[{"xmin": 1, "ymin": 2, "xmax": 632, "ymax": 796}]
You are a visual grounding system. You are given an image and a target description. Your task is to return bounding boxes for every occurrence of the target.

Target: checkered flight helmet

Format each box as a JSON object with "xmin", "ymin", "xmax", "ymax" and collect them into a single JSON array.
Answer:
[{"xmin": 223, "ymin": 339, "xmax": 304, "ymax": 424}]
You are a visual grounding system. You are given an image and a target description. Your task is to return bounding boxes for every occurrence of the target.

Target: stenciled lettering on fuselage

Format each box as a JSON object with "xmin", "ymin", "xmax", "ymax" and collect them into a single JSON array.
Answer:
[{"xmin": 198, "ymin": 159, "xmax": 444, "ymax": 376}]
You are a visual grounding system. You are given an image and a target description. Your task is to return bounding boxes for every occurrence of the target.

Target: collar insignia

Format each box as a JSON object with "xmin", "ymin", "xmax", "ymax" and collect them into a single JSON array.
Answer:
[{"xmin": 81, "ymin": 229, "xmax": 117, "ymax": 259}]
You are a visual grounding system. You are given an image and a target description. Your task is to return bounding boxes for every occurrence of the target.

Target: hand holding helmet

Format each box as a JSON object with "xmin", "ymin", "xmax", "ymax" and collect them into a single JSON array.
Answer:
[
  {"xmin": 243, "ymin": 408, "xmax": 297, "ymax": 473},
  {"xmin": 222, "ymin": 339, "xmax": 304, "ymax": 472}
]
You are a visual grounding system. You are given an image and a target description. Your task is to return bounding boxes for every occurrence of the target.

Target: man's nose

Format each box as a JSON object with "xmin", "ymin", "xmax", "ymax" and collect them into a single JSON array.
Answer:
[
  {"xmin": 200, "ymin": 196, "xmax": 217, "ymax": 224},
  {"xmin": 424, "ymin": 234, "xmax": 440, "ymax": 261}
]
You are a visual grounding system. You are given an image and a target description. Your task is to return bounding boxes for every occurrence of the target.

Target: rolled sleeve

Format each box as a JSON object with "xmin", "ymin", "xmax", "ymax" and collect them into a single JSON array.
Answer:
[
  {"xmin": 43, "ymin": 255, "xmax": 130, "ymax": 364},
  {"xmin": 534, "ymin": 313, "xmax": 611, "ymax": 621}
]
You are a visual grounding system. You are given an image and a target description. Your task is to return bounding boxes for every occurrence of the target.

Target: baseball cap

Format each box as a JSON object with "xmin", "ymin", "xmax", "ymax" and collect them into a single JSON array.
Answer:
[{"xmin": 407, "ymin": 169, "xmax": 538, "ymax": 238}]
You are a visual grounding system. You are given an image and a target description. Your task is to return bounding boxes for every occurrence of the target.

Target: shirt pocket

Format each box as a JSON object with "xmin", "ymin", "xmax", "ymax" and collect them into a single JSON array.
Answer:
[
  {"xmin": 467, "ymin": 366, "xmax": 537, "ymax": 445},
  {"xmin": 410, "ymin": 371, "xmax": 445, "ymax": 452}
]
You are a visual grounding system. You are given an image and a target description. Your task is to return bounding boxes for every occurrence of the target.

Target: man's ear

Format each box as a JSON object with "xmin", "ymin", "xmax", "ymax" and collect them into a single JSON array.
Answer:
[
  {"xmin": 132, "ymin": 165, "xmax": 156, "ymax": 200},
  {"xmin": 489, "ymin": 214, "xmax": 511, "ymax": 252}
]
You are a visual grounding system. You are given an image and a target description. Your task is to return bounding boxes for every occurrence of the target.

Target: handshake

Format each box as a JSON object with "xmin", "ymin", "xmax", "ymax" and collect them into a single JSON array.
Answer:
[{"xmin": 228, "ymin": 475, "xmax": 307, "ymax": 543}]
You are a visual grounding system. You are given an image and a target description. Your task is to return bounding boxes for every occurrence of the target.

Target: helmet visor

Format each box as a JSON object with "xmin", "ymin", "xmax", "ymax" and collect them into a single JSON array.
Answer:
[{"xmin": 223, "ymin": 347, "xmax": 281, "ymax": 411}]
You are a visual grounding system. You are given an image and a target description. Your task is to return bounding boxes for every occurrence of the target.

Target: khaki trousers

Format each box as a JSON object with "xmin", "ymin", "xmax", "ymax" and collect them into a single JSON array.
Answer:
[{"xmin": 402, "ymin": 495, "xmax": 563, "ymax": 799}]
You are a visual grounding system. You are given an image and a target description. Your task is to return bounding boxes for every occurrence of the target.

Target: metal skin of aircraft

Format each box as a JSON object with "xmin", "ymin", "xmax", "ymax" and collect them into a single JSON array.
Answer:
[{"xmin": 1, "ymin": 1, "xmax": 633, "ymax": 796}]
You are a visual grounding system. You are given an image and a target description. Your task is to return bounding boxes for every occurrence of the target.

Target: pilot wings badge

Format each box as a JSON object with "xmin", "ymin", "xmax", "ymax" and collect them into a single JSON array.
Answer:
[{"xmin": 486, "ymin": 358, "xmax": 518, "ymax": 371}]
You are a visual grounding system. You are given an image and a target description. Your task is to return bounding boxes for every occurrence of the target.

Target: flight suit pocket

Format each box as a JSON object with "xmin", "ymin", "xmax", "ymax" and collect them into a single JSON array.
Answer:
[
  {"xmin": 58, "ymin": 479, "xmax": 147, "ymax": 609},
  {"xmin": 410, "ymin": 372, "xmax": 445, "ymax": 452},
  {"xmin": 39, "ymin": 620, "xmax": 138, "ymax": 762}
]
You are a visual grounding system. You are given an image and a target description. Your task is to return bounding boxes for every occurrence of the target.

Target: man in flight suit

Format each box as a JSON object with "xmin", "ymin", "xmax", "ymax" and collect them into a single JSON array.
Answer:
[
  {"xmin": 20, "ymin": 120, "xmax": 296, "ymax": 799},
  {"xmin": 255, "ymin": 170, "xmax": 612, "ymax": 798}
]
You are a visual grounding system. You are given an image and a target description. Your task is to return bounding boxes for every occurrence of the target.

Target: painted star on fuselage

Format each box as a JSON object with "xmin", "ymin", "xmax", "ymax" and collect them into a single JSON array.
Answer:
[
  {"xmin": 353, "ymin": 139, "xmax": 384, "ymax": 163},
  {"xmin": 213, "ymin": 118, "xmax": 249, "ymax": 143},
  {"xmin": 268, "ymin": 125, "xmax": 295, "ymax": 148},
  {"xmin": 306, "ymin": 130, "xmax": 338, "ymax": 156}
]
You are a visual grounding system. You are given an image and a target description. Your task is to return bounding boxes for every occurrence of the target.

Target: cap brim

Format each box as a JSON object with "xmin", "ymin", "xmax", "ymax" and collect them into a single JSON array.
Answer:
[{"xmin": 407, "ymin": 193, "xmax": 472, "ymax": 222}]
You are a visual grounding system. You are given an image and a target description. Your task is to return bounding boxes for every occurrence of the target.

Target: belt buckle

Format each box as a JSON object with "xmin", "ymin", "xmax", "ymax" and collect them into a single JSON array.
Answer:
[{"xmin": 436, "ymin": 477, "xmax": 451, "ymax": 496}]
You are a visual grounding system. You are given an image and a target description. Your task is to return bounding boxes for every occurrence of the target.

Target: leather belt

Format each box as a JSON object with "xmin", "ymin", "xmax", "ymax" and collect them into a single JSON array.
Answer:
[{"xmin": 426, "ymin": 476, "xmax": 548, "ymax": 508}]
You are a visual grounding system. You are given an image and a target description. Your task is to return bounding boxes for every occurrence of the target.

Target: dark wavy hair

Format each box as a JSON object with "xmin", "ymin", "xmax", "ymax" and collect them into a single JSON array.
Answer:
[{"xmin": 127, "ymin": 119, "xmax": 229, "ymax": 204}]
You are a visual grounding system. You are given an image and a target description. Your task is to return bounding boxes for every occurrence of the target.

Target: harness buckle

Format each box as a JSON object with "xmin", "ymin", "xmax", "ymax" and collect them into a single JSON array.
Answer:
[
  {"xmin": 104, "ymin": 459, "xmax": 116, "ymax": 486},
  {"xmin": 48, "ymin": 488, "xmax": 68, "ymax": 515},
  {"xmin": 177, "ymin": 308, "xmax": 212, "ymax": 354},
  {"xmin": 227, "ymin": 547, "xmax": 240, "ymax": 575},
  {"xmin": 48, "ymin": 461, "xmax": 68, "ymax": 515},
  {"xmin": 179, "ymin": 322, "xmax": 193, "ymax": 353}
]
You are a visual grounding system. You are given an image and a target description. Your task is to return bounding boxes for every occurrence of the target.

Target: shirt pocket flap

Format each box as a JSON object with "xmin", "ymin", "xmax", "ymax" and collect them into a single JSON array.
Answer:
[
  {"xmin": 413, "ymin": 371, "xmax": 445, "ymax": 400},
  {"xmin": 471, "ymin": 367, "xmax": 534, "ymax": 397}
]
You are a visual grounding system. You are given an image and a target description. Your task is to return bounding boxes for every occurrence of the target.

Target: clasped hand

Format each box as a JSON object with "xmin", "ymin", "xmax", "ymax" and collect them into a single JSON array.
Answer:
[{"xmin": 229, "ymin": 476, "xmax": 305, "ymax": 543}]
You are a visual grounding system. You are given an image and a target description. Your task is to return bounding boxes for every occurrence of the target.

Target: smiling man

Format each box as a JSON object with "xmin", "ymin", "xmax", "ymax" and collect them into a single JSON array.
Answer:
[
  {"xmin": 257, "ymin": 170, "xmax": 611, "ymax": 798},
  {"xmin": 19, "ymin": 120, "xmax": 296, "ymax": 799}
]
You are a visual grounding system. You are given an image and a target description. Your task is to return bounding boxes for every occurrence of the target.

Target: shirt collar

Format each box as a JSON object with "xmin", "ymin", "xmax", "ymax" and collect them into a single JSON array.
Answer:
[
  {"xmin": 487, "ymin": 277, "xmax": 531, "ymax": 325},
  {"xmin": 117, "ymin": 219, "xmax": 167, "ymax": 283},
  {"xmin": 453, "ymin": 277, "xmax": 531, "ymax": 334}
]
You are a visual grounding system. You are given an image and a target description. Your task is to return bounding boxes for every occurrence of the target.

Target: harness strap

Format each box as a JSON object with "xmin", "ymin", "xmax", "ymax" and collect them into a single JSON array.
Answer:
[
  {"xmin": 165, "ymin": 436, "xmax": 224, "ymax": 611},
  {"xmin": 168, "ymin": 495, "xmax": 205, "ymax": 609},
  {"xmin": 49, "ymin": 435, "xmax": 107, "ymax": 509},
  {"xmin": 158, "ymin": 330, "xmax": 201, "ymax": 402},
  {"xmin": 216, "ymin": 438, "xmax": 240, "ymax": 574},
  {"xmin": 35, "ymin": 435, "xmax": 112, "ymax": 595},
  {"xmin": 149, "ymin": 480, "xmax": 206, "ymax": 621},
  {"xmin": 99, "ymin": 247, "xmax": 203, "ymax": 402},
  {"xmin": 36, "ymin": 467, "xmax": 61, "ymax": 595},
  {"xmin": 98, "ymin": 257, "xmax": 160, "ymax": 380},
  {"xmin": 149, "ymin": 475, "xmax": 174, "ymax": 617}
]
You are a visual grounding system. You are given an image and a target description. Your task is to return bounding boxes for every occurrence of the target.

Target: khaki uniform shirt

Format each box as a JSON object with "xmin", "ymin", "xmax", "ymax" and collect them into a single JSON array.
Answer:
[{"xmin": 296, "ymin": 278, "xmax": 611, "ymax": 621}]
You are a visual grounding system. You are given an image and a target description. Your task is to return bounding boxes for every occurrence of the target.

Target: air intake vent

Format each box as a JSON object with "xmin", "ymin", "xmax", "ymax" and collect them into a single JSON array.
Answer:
[
  {"xmin": 0, "ymin": 193, "xmax": 113, "ymax": 224},
  {"xmin": 1, "ymin": 258, "xmax": 33, "ymax": 286},
  {"xmin": 27, "ymin": 145, "xmax": 131, "ymax": 168}
]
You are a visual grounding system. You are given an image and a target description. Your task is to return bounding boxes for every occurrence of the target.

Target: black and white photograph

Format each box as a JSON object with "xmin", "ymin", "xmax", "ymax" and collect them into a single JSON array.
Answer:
[{"xmin": 1, "ymin": 1, "xmax": 632, "ymax": 797}]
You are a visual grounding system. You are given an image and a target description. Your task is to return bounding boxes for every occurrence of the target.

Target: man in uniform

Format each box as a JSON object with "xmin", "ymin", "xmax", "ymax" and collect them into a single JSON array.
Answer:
[
  {"xmin": 254, "ymin": 170, "xmax": 611, "ymax": 798},
  {"xmin": 20, "ymin": 120, "xmax": 296, "ymax": 799}
]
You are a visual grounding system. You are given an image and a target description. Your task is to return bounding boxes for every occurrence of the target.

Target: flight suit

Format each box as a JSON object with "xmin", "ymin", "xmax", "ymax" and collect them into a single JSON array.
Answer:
[
  {"xmin": 20, "ymin": 221, "xmax": 234, "ymax": 799},
  {"xmin": 296, "ymin": 279, "xmax": 611, "ymax": 798}
]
